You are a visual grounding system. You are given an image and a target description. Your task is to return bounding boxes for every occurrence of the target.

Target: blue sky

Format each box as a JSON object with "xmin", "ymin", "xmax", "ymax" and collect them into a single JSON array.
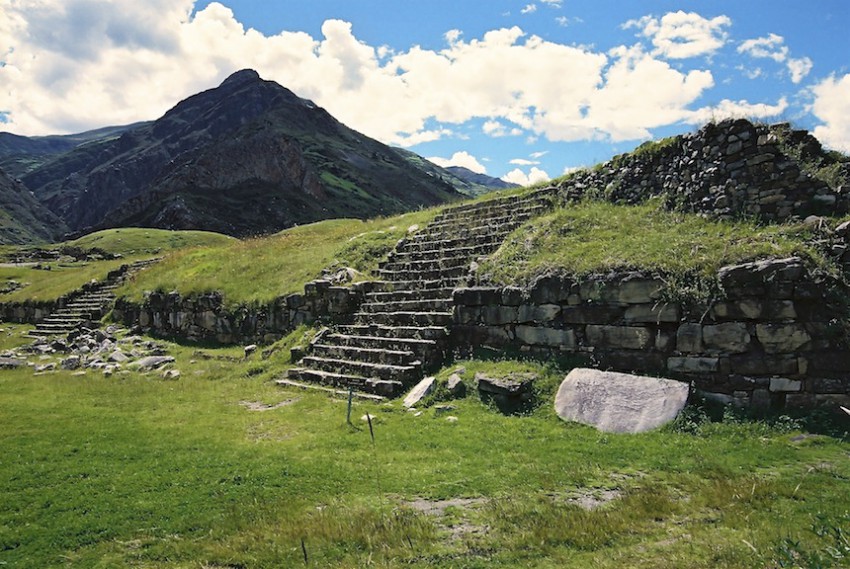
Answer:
[{"xmin": 1, "ymin": 1, "xmax": 848, "ymax": 184}]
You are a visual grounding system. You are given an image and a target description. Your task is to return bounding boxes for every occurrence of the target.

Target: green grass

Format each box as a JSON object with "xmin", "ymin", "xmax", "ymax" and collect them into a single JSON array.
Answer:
[
  {"xmin": 118, "ymin": 209, "xmax": 443, "ymax": 306},
  {"xmin": 478, "ymin": 200, "xmax": 825, "ymax": 296},
  {"xmin": 0, "ymin": 259, "xmax": 130, "ymax": 303},
  {"xmin": 0, "ymin": 332, "xmax": 847, "ymax": 568},
  {"xmin": 62, "ymin": 227, "xmax": 235, "ymax": 256}
]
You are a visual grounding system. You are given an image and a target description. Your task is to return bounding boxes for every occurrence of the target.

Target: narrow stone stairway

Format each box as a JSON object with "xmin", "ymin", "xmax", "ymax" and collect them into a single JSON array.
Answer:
[
  {"xmin": 282, "ymin": 187, "xmax": 557, "ymax": 397},
  {"xmin": 28, "ymin": 258, "xmax": 159, "ymax": 337}
]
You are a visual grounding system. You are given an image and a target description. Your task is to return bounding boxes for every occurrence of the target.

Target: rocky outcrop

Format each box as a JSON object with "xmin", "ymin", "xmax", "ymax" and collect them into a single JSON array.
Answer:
[{"xmin": 559, "ymin": 119, "xmax": 847, "ymax": 222}]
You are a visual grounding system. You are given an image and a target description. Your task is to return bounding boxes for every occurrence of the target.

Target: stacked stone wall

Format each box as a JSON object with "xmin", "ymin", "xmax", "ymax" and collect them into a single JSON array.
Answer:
[
  {"xmin": 111, "ymin": 279, "xmax": 368, "ymax": 344},
  {"xmin": 559, "ymin": 119, "xmax": 847, "ymax": 222},
  {"xmin": 453, "ymin": 257, "xmax": 850, "ymax": 409}
]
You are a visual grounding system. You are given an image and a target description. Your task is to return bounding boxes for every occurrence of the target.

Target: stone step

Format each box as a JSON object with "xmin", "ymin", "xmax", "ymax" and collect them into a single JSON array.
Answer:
[
  {"xmin": 379, "ymin": 254, "xmax": 472, "ymax": 272},
  {"xmin": 389, "ymin": 243, "xmax": 498, "ymax": 263},
  {"xmin": 370, "ymin": 278, "xmax": 466, "ymax": 291},
  {"xmin": 365, "ymin": 287, "xmax": 455, "ymax": 302},
  {"xmin": 427, "ymin": 205, "xmax": 549, "ymax": 230},
  {"xmin": 283, "ymin": 370, "xmax": 403, "ymax": 397},
  {"xmin": 397, "ymin": 233, "xmax": 506, "ymax": 254},
  {"xmin": 408, "ymin": 221, "xmax": 527, "ymax": 244},
  {"xmin": 376, "ymin": 265, "xmax": 468, "ymax": 282},
  {"xmin": 434, "ymin": 188, "xmax": 556, "ymax": 218},
  {"xmin": 311, "ymin": 343, "xmax": 417, "ymax": 366},
  {"xmin": 354, "ymin": 311, "xmax": 453, "ymax": 327},
  {"xmin": 337, "ymin": 324, "xmax": 448, "ymax": 341},
  {"xmin": 323, "ymin": 333, "xmax": 441, "ymax": 362},
  {"xmin": 298, "ymin": 356, "xmax": 421, "ymax": 385},
  {"xmin": 359, "ymin": 298, "xmax": 453, "ymax": 313},
  {"xmin": 275, "ymin": 378, "xmax": 386, "ymax": 401}
]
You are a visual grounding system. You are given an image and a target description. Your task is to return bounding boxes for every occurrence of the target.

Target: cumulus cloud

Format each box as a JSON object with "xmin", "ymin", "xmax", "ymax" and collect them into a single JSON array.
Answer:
[
  {"xmin": 427, "ymin": 151, "xmax": 487, "ymax": 173},
  {"xmin": 509, "ymin": 158, "xmax": 539, "ymax": 166},
  {"xmin": 624, "ymin": 11, "xmax": 731, "ymax": 59},
  {"xmin": 521, "ymin": 4, "xmax": 537, "ymax": 15},
  {"xmin": 737, "ymin": 33, "xmax": 812, "ymax": 84},
  {"xmin": 811, "ymin": 74, "xmax": 850, "ymax": 153},
  {"xmin": 0, "ymin": 1, "xmax": 780, "ymax": 149},
  {"xmin": 685, "ymin": 97, "xmax": 788, "ymax": 125},
  {"xmin": 503, "ymin": 167, "xmax": 550, "ymax": 186}
]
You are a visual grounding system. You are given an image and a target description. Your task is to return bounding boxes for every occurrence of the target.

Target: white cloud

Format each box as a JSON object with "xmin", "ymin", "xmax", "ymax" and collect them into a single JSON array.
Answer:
[
  {"xmin": 737, "ymin": 34, "xmax": 812, "ymax": 84},
  {"xmin": 427, "ymin": 151, "xmax": 487, "ymax": 174},
  {"xmin": 541, "ymin": 0, "xmax": 563, "ymax": 7},
  {"xmin": 624, "ymin": 11, "xmax": 731, "ymax": 59},
  {"xmin": 811, "ymin": 73, "xmax": 850, "ymax": 153},
  {"xmin": 685, "ymin": 97, "xmax": 788, "ymax": 125},
  {"xmin": 503, "ymin": 167, "xmax": 550, "ymax": 186},
  {"xmin": 521, "ymin": 4, "xmax": 537, "ymax": 15},
  {"xmin": 509, "ymin": 158, "xmax": 539, "ymax": 165},
  {"xmin": 483, "ymin": 120, "xmax": 523, "ymax": 137},
  {"xmin": 787, "ymin": 57, "xmax": 813, "ymax": 84},
  {"xmin": 530, "ymin": 151, "xmax": 549, "ymax": 159},
  {"xmin": 0, "ymin": 2, "xmax": 780, "ymax": 149}
]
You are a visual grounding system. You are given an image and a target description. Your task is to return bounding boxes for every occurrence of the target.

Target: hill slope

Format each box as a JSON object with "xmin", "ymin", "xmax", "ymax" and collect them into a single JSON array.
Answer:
[
  {"xmin": 0, "ymin": 167, "xmax": 67, "ymax": 244},
  {"xmin": 13, "ymin": 69, "xmax": 463, "ymax": 238}
]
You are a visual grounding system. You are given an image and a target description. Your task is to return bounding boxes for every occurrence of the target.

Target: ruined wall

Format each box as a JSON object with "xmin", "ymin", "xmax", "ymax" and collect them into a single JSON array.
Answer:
[
  {"xmin": 453, "ymin": 257, "xmax": 850, "ymax": 409},
  {"xmin": 559, "ymin": 119, "xmax": 847, "ymax": 222},
  {"xmin": 111, "ymin": 279, "xmax": 367, "ymax": 344}
]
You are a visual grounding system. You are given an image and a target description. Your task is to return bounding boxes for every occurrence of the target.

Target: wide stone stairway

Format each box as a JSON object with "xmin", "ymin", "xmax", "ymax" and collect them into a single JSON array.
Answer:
[
  {"xmin": 282, "ymin": 187, "xmax": 558, "ymax": 397},
  {"xmin": 28, "ymin": 258, "xmax": 159, "ymax": 337}
]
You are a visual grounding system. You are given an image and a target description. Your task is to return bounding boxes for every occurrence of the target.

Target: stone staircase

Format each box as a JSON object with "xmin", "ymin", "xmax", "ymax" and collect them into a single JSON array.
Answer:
[
  {"xmin": 282, "ymin": 187, "xmax": 557, "ymax": 397},
  {"xmin": 28, "ymin": 258, "xmax": 159, "ymax": 337}
]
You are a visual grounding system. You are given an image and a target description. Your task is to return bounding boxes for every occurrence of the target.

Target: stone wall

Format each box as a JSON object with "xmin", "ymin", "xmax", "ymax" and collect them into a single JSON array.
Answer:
[
  {"xmin": 558, "ymin": 119, "xmax": 847, "ymax": 222},
  {"xmin": 453, "ymin": 257, "xmax": 850, "ymax": 409},
  {"xmin": 112, "ymin": 278, "xmax": 368, "ymax": 344}
]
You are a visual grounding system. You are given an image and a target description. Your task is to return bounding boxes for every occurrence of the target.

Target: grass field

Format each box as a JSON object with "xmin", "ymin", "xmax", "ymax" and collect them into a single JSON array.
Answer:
[{"xmin": 0, "ymin": 324, "xmax": 847, "ymax": 568}]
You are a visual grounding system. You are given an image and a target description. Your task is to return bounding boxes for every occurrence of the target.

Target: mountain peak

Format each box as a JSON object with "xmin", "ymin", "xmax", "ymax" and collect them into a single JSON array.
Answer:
[{"xmin": 219, "ymin": 69, "xmax": 261, "ymax": 89}]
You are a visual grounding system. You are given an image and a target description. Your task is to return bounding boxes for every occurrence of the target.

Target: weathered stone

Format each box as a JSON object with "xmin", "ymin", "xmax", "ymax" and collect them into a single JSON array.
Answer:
[
  {"xmin": 447, "ymin": 374, "xmax": 466, "ymax": 397},
  {"xmin": 476, "ymin": 372, "xmax": 535, "ymax": 398},
  {"xmin": 501, "ymin": 287, "xmax": 524, "ymax": 306},
  {"xmin": 453, "ymin": 287, "xmax": 501, "ymax": 306},
  {"xmin": 0, "ymin": 357, "xmax": 25, "ymax": 369},
  {"xmin": 131, "ymin": 355, "xmax": 175, "ymax": 371},
  {"xmin": 161, "ymin": 369, "xmax": 181, "ymax": 380},
  {"xmin": 554, "ymin": 368, "xmax": 689, "ymax": 434},
  {"xmin": 712, "ymin": 300, "xmax": 764, "ymax": 320},
  {"xmin": 756, "ymin": 323, "xmax": 811, "ymax": 353},
  {"xmin": 702, "ymin": 323, "xmax": 751, "ymax": 353},
  {"xmin": 517, "ymin": 304, "xmax": 560, "ymax": 323},
  {"xmin": 769, "ymin": 377, "xmax": 802, "ymax": 392},
  {"xmin": 403, "ymin": 376, "xmax": 436, "ymax": 408},
  {"xmin": 676, "ymin": 323, "xmax": 703, "ymax": 353},
  {"xmin": 585, "ymin": 325, "xmax": 652, "ymax": 350},
  {"xmin": 515, "ymin": 326, "xmax": 576, "ymax": 348},
  {"xmin": 108, "ymin": 351, "xmax": 129, "ymax": 363},
  {"xmin": 623, "ymin": 303, "xmax": 680, "ymax": 323},
  {"xmin": 667, "ymin": 356, "xmax": 719, "ymax": 374},
  {"xmin": 60, "ymin": 355, "xmax": 82, "ymax": 370},
  {"xmin": 561, "ymin": 305, "xmax": 624, "ymax": 324},
  {"xmin": 244, "ymin": 344, "xmax": 258, "ymax": 357},
  {"xmin": 529, "ymin": 275, "xmax": 573, "ymax": 304},
  {"xmin": 482, "ymin": 305, "xmax": 518, "ymax": 325},
  {"xmin": 730, "ymin": 354, "xmax": 798, "ymax": 375}
]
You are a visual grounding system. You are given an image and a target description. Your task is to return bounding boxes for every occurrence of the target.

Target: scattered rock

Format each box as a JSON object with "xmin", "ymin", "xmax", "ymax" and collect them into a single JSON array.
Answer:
[
  {"xmin": 476, "ymin": 372, "xmax": 536, "ymax": 414},
  {"xmin": 554, "ymin": 368, "xmax": 689, "ymax": 433},
  {"xmin": 60, "ymin": 355, "xmax": 82, "ymax": 370},
  {"xmin": 447, "ymin": 374, "xmax": 467, "ymax": 397},
  {"xmin": 161, "ymin": 369, "xmax": 181, "ymax": 380},
  {"xmin": 244, "ymin": 344, "xmax": 258, "ymax": 357},
  {"xmin": 132, "ymin": 355, "xmax": 175, "ymax": 371},
  {"xmin": 361, "ymin": 413, "xmax": 377, "ymax": 423},
  {"xmin": 434, "ymin": 404, "xmax": 456, "ymax": 415},
  {"xmin": 239, "ymin": 399, "xmax": 298, "ymax": 411},
  {"xmin": 0, "ymin": 357, "xmax": 25, "ymax": 369},
  {"xmin": 403, "ymin": 376, "xmax": 436, "ymax": 408},
  {"xmin": 446, "ymin": 416, "xmax": 459, "ymax": 422},
  {"xmin": 34, "ymin": 363, "xmax": 56, "ymax": 372}
]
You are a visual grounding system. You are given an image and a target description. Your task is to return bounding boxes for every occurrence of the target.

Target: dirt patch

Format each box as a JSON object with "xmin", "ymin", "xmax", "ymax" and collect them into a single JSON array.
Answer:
[
  {"xmin": 403, "ymin": 497, "xmax": 489, "ymax": 541},
  {"xmin": 239, "ymin": 398, "xmax": 298, "ymax": 411},
  {"xmin": 563, "ymin": 488, "xmax": 622, "ymax": 510}
]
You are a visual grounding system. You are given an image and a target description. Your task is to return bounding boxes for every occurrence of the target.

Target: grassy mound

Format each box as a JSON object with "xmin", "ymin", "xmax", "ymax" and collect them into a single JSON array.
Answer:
[
  {"xmin": 478, "ymin": 200, "xmax": 825, "ymax": 294},
  {"xmin": 117, "ymin": 208, "xmax": 444, "ymax": 305},
  {"xmin": 63, "ymin": 227, "xmax": 235, "ymax": 256}
]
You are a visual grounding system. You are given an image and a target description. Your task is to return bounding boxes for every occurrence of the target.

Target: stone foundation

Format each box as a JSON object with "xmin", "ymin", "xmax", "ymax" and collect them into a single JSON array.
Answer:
[{"xmin": 453, "ymin": 257, "xmax": 850, "ymax": 409}]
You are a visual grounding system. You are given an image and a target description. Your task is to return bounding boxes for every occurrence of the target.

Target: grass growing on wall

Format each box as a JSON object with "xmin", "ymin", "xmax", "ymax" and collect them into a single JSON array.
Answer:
[{"xmin": 477, "ymin": 200, "xmax": 825, "ymax": 290}]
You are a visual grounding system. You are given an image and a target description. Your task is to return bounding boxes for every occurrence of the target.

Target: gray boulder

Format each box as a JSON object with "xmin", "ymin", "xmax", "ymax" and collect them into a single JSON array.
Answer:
[
  {"xmin": 403, "ymin": 376, "xmax": 436, "ymax": 408},
  {"xmin": 132, "ymin": 355, "xmax": 175, "ymax": 371},
  {"xmin": 554, "ymin": 368, "xmax": 689, "ymax": 433}
]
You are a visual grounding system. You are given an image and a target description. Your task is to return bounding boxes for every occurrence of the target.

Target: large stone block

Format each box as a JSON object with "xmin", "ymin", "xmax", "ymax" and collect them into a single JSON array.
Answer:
[
  {"xmin": 517, "ymin": 304, "xmax": 561, "ymax": 323},
  {"xmin": 481, "ymin": 305, "xmax": 518, "ymax": 325},
  {"xmin": 585, "ymin": 325, "xmax": 652, "ymax": 350},
  {"xmin": 676, "ymin": 323, "xmax": 703, "ymax": 353},
  {"xmin": 769, "ymin": 377, "xmax": 802, "ymax": 392},
  {"xmin": 554, "ymin": 368, "xmax": 689, "ymax": 433},
  {"xmin": 515, "ymin": 325, "xmax": 576, "ymax": 349},
  {"xmin": 730, "ymin": 354, "xmax": 798, "ymax": 375},
  {"xmin": 623, "ymin": 303, "xmax": 680, "ymax": 323},
  {"xmin": 702, "ymin": 322, "xmax": 751, "ymax": 353},
  {"xmin": 756, "ymin": 323, "xmax": 811, "ymax": 353},
  {"xmin": 561, "ymin": 305, "xmax": 625, "ymax": 324},
  {"xmin": 529, "ymin": 275, "xmax": 574, "ymax": 304},
  {"xmin": 667, "ymin": 356, "xmax": 719, "ymax": 374},
  {"xmin": 453, "ymin": 287, "xmax": 502, "ymax": 306}
]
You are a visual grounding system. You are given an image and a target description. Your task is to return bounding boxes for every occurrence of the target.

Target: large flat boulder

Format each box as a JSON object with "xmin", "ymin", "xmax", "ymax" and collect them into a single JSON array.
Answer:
[{"xmin": 554, "ymin": 368, "xmax": 689, "ymax": 433}]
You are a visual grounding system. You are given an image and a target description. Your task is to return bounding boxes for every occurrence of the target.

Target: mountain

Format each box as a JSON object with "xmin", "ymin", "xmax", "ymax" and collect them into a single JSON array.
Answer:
[
  {"xmin": 445, "ymin": 166, "xmax": 519, "ymax": 193},
  {"xmin": 5, "ymin": 69, "xmax": 464, "ymax": 239},
  {"xmin": 0, "ymin": 167, "xmax": 68, "ymax": 244}
]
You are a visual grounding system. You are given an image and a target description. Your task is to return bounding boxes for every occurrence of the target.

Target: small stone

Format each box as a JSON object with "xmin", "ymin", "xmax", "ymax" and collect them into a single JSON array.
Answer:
[
  {"xmin": 131, "ymin": 355, "xmax": 175, "ymax": 371},
  {"xmin": 446, "ymin": 416, "xmax": 459, "ymax": 422},
  {"xmin": 434, "ymin": 404, "xmax": 456, "ymax": 415},
  {"xmin": 403, "ymin": 376, "xmax": 436, "ymax": 408},
  {"xmin": 361, "ymin": 413, "xmax": 377, "ymax": 423},
  {"xmin": 60, "ymin": 355, "xmax": 82, "ymax": 370},
  {"xmin": 161, "ymin": 369, "xmax": 181, "ymax": 380},
  {"xmin": 244, "ymin": 344, "xmax": 258, "ymax": 357},
  {"xmin": 447, "ymin": 374, "xmax": 467, "ymax": 397},
  {"xmin": 0, "ymin": 357, "xmax": 25, "ymax": 369}
]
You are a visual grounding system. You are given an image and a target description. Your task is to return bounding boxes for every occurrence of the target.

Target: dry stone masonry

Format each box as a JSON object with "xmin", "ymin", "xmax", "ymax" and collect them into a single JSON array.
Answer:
[{"xmin": 282, "ymin": 188, "xmax": 558, "ymax": 396}]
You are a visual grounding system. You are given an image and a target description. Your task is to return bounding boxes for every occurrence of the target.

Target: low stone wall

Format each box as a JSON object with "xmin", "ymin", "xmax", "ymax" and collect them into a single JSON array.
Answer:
[
  {"xmin": 112, "ymin": 279, "xmax": 368, "ymax": 344},
  {"xmin": 453, "ymin": 257, "xmax": 850, "ymax": 409}
]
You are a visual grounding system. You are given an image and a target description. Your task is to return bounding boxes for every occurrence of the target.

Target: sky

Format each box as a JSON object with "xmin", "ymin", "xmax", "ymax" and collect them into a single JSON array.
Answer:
[{"xmin": 1, "ymin": 1, "xmax": 849, "ymax": 185}]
